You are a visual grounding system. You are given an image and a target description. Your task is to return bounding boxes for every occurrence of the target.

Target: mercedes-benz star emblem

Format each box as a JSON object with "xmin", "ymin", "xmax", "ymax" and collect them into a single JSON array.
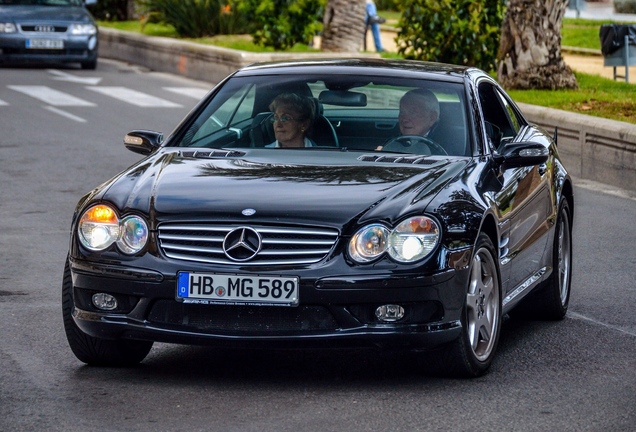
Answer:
[{"xmin": 223, "ymin": 227, "xmax": 262, "ymax": 262}]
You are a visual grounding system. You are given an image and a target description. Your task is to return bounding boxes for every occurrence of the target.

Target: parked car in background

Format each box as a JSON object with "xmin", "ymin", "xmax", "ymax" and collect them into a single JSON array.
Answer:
[
  {"xmin": 62, "ymin": 59, "xmax": 574, "ymax": 377},
  {"xmin": 0, "ymin": 0, "xmax": 98, "ymax": 69}
]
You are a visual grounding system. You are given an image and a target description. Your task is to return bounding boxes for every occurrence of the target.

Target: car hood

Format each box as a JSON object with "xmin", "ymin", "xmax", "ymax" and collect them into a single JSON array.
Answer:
[
  {"xmin": 0, "ymin": 5, "xmax": 93, "ymax": 23},
  {"xmin": 101, "ymin": 151, "xmax": 469, "ymax": 229}
]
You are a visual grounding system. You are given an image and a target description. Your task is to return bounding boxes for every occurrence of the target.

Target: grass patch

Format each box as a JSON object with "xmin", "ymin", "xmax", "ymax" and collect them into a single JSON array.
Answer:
[
  {"xmin": 508, "ymin": 72, "xmax": 636, "ymax": 124},
  {"xmin": 190, "ymin": 35, "xmax": 318, "ymax": 52},
  {"xmin": 98, "ymin": 20, "xmax": 179, "ymax": 38},
  {"xmin": 97, "ymin": 20, "xmax": 318, "ymax": 52},
  {"xmin": 562, "ymin": 18, "xmax": 636, "ymax": 50}
]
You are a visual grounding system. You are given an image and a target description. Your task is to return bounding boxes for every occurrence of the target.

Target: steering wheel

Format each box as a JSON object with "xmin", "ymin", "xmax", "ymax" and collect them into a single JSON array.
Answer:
[{"xmin": 381, "ymin": 135, "xmax": 448, "ymax": 156}]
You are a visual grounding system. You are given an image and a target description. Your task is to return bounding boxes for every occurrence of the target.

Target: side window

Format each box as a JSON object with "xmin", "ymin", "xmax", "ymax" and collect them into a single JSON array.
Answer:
[
  {"xmin": 495, "ymin": 89, "xmax": 522, "ymax": 134},
  {"xmin": 477, "ymin": 82, "xmax": 516, "ymax": 150},
  {"xmin": 189, "ymin": 85, "xmax": 255, "ymax": 143}
]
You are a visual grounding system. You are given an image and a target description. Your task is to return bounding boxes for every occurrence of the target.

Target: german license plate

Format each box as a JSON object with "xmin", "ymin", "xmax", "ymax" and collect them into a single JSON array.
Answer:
[
  {"xmin": 177, "ymin": 272, "xmax": 299, "ymax": 306},
  {"xmin": 26, "ymin": 39, "xmax": 64, "ymax": 49}
]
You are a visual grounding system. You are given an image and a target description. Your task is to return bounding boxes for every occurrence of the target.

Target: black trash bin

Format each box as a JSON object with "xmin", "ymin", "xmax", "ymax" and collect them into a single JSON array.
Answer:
[{"xmin": 599, "ymin": 24, "xmax": 636, "ymax": 82}]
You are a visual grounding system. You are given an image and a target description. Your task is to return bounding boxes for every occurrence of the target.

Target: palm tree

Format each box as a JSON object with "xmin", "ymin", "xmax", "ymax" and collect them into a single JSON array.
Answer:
[
  {"xmin": 497, "ymin": 0, "xmax": 577, "ymax": 89},
  {"xmin": 321, "ymin": 0, "xmax": 367, "ymax": 52}
]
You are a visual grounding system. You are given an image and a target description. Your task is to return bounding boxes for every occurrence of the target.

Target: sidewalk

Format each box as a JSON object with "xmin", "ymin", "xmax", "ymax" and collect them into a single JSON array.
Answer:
[
  {"xmin": 564, "ymin": 0, "xmax": 636, "ymax": 21},
  {"xmin": 369, "ymin": 1, "xmax": 636, "ymax": 83}
]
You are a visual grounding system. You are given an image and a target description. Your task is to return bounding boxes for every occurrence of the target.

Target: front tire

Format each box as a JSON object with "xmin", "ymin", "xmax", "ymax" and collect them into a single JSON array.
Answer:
[
  {"xmin": 516, "ymin": 200, "xmax": 573, "ymax": 320},
  {"xmin": 434, "ymin": 233, "xmax": 502, "ymax": 377},
  {"xmin": 62, "ymin": 259, "xmax": 153, "ymax": 366},
  {"xmin": 80, "ymin": 59, "xmax": 97, "ymax": 70}
]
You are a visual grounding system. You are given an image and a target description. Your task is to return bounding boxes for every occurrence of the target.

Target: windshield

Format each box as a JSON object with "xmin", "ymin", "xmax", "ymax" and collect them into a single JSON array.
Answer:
[
  {"xmin": 174, "ymin": 74, "xmax": 472, "ymax": 157},
  {"xmin": 0, "ymin": 0, "xmax": 82, "ymax": 5}
]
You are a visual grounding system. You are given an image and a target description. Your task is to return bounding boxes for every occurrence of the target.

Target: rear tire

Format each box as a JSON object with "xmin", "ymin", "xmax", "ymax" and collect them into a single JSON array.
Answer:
[
  {"xmin": 431, "ymin": 233, "xmax": 502, "ymax": 377},
  {"xmin": 62, "ymin": 259, "xmax": 153, "ymax": 366}
]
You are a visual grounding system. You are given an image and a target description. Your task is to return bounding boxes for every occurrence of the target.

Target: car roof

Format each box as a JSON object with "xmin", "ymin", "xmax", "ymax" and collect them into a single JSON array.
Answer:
[{"xmin": 234, "ymin": 58, "xmax": 473, "ymax": 84}]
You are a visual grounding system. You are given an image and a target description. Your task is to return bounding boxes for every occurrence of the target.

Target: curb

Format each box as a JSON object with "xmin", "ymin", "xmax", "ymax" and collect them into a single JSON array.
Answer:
[{"xmin": 98, "ymin": 28, "xmax": 636, "ymax": 193}]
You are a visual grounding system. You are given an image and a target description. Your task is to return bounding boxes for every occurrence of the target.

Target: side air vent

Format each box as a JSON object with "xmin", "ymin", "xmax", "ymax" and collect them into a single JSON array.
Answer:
[
  {"xmin": 180, "ymin": 150, "xmax": 246, "ymax": 158},
  {"xmin": 357, "ymin": 154, "xmax": 438, "ymax": 165}
]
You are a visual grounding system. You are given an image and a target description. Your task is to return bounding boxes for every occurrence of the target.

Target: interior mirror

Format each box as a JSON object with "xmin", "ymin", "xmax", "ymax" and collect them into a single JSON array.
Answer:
[{"xmin": 319, "ymin": 90, "xmax": 367, "ymax": 107}]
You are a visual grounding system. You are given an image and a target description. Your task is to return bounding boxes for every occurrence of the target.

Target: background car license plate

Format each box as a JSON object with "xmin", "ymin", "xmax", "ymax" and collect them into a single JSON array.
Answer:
[
  {"xmin": 26, "ymin": 39, "xmax": 64, "ymax": 49},
  {"xmin": 177, "ymin": 272, "xmax": 299, "ymax": 306}
]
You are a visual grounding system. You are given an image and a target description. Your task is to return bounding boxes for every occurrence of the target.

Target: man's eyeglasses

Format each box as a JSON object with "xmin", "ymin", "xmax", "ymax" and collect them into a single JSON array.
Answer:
[{"xmin": 269, "ymin": 115, "xmax": 301, "ymax": 124}]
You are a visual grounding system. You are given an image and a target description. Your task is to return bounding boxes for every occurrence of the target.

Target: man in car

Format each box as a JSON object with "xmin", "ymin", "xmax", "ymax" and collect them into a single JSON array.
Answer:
[
  {"xmin": 377, "ymin": 88, "xmax": 440, "ymax": 152},
  {"xmin": 397, "ymin": 88, "xmax": 440, "ymax": 137}
]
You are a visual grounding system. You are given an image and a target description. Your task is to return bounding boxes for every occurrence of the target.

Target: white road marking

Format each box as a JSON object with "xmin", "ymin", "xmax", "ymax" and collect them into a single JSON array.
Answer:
[
  {"xmin": 87, "ymin": 86, "xmax": 182, "ymax": 107},
  {"xmin": 163, "ymin": 87, "xmax": 209, "ymax": 100},
  {"xmin": 569, "ymin": 312, "xmax": 636, "ymax": 338},
  {"xmin": 8, "ymin": 85, "xmax": 95, "ymax": 107},
  {"xmin": 43, "ymin": 106, "xmax": 87, "ymax": 123},
  {"xmin": 0, "ymin": 99, "xmax": 7, "ymax": 106},
  {"xmin": 574, "ymin": 177, "xmax": 636, "ymax": 202},
  {"xmin": 47, "ymin": 69, "xmax": 103, "ymax": 85}
]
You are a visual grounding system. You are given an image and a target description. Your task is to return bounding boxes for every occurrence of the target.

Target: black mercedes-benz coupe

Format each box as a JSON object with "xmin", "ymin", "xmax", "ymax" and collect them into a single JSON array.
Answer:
[{"xmin": 63, "ymin": 59, "xmax": 574, "ymax": 377}]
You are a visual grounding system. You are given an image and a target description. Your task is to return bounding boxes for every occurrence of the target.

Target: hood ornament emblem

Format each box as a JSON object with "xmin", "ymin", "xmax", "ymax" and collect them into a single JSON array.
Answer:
[{"xmin": 242, "ymin": 208, "xmax": 256, "ymax": 216}]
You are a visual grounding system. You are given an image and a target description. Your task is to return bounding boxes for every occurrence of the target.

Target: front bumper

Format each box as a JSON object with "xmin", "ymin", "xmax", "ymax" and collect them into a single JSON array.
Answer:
[
  {"xmin": 68, "ymin": 253, "xmax": 470, "ymax": 351},
  {"xmin": 0, "ymin": 33, "xmax": 97, "ymax": 64}
]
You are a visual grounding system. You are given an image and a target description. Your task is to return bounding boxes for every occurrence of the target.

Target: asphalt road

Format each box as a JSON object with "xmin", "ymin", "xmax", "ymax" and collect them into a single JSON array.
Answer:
[{"xmin": 0, "ymin": 59, "xmax": 635, "ymax": 432}]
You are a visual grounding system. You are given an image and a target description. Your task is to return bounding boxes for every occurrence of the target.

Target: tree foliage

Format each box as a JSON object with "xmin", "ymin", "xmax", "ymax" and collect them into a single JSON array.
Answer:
[
  {"xmin": 139, "ymin": 0, "xmax": 248, "ymax": 38},
  {"xmin": 238, "ymin": 0, "xmax": 326, "ymax": 50},
  {"xmin": 89, "ymin": 0, "xmax": 131, "ymax": 21},
  {"xmin": 396, "ymin": 0, "xmax": 505, "ymax": 72}
]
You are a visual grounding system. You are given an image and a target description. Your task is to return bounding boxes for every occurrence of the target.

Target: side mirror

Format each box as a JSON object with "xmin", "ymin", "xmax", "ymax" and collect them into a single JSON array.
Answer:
[
  {"xmin": 495, "ymin": 141, "xmax": 549, "ymax": 170},
  {"xmin": 124, "ymin": 130, "xmax": 163, "ymax": 155}
]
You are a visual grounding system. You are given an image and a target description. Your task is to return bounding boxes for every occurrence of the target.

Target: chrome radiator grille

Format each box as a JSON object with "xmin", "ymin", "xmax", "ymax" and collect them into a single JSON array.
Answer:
[{"xmin": 158, "ymin": 223, "xmax": 339, "ymax": 266}]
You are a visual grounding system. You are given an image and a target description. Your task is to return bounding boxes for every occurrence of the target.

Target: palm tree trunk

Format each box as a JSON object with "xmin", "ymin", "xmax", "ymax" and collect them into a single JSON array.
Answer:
[
  {"xmin": 321, "ymin": 0, "xmax": 367, "ymax": 52},
  {"xmin": 497, "ymin": 0, "xmax": 578, "ymax": 89}
]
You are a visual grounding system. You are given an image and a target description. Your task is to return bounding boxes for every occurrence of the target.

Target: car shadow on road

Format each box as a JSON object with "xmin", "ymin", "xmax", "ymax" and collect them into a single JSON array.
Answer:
[{"xmin": 68, "ymin": 316, "xmax": 573, "ymax": 388}]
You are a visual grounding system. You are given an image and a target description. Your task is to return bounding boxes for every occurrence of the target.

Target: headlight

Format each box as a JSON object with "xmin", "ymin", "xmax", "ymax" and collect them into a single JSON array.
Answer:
[
  {"xmin": 78, "ymin": 204, "xmax": 149, "ymax": 254},
  {"xmin": 118, "ymin": 216, "xmax": 149, "ymax": 254},
  {"xmin": 388, "ymin": 216, "xmax": 440, "ymax": 262},
  {"xmin": 349, "ymin": 216, "xmax": 440, "ymax": 264},
  {"xmin": 0, "ymin": 23, "xmax": 17, "ymax": 33},
  {"xmin": 348, "ymin": 224, "xmax": 389, "ymax": 262},
  {"xmin": 70, "ymin": 23, "xmax": 97, "ymax": 35}
]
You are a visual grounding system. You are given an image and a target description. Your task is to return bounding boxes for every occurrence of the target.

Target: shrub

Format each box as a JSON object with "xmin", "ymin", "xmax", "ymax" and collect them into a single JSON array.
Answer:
[
  {"xmin": 614, "ymin": 0, "xmax": 636, "ymax": 14},
  {"xmin": 89, "ymin": 0, "xmax": 131, "ymax": 21},
  {"xmin": 396, "ymin": 0, "xmax": 505, "ymax": 72},
  {"xmin": 139, "ymin": 0, "xmax": 248, "ymax": 38},
  {"xmin": 237, "ymin": 0, "xmax": 325, "ymax": 50},
  {"xmin": 375, "ymin": 0, "xmax": 401, "ymax": 11}
]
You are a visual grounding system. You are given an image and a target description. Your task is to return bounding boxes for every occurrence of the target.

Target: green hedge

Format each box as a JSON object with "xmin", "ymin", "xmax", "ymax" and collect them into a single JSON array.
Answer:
[
  {"xmin": 396, "ymin": 0, "xmax": 505, "ymax": 72},
  {"xmin": 237, "ymin": 0, "xmax": 325, "ymax": 50}
]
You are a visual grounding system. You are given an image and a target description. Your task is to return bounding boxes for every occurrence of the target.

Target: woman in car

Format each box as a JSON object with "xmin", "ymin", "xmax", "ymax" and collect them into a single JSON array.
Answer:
[{"xmin": 266, "ymin": 93, "xmax": 316, "ymax": 148}]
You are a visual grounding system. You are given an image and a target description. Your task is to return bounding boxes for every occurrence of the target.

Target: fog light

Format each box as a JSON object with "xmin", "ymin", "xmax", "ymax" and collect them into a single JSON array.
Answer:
[
  {"xmin": 92, "ymin": 293, "xmax": 118, "ymax": 311},
  {"xmin": 375, "ymin": 304, "xmax": 405, "ymax": 322}
]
